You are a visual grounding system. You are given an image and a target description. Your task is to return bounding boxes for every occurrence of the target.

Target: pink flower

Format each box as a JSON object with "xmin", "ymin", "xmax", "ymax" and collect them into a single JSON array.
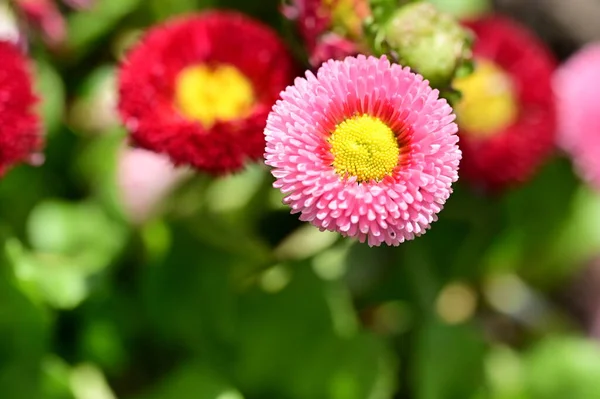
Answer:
[
  {"xmin": 264, "ymin": 55, "xmax": 461, "ymax": 247},
  {"xmin": 13, "ymin": 0, "xmax": 95, "ymax": 46},
  {"xmin": 117, "ymin": 147, "xmax": 189, "ymax": 224},
  {"xmin": 554, "ymin": 43, "xmax": 600, "ymax": 189},
  {"xmin": 310, "ymin": 32, "xmax": 359, "ymax": 67},
  {"xmin": 15, "ymin": 0, "xmax": 66, "ymax": 45},
  {"xmin": 281, "ymin": 0, "xmax": 368, "ymax": 67}
]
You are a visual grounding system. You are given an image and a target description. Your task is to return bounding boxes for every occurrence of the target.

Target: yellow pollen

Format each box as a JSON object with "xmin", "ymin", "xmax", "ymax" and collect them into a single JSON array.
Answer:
[
  {"xmin": 453, "ymin": 60, "xmax": 519, "ymax": 138},
  {"xmin": 175, "ymin": 63, "xmax": 255, "ymax": 128},
  {"xmin": 328, "ymin": 114, "xmax": 400, "ymax": 182}
]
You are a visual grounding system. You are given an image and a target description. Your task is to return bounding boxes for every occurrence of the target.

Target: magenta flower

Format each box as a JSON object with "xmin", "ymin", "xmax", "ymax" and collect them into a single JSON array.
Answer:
[
  {"xmin": 264, "ymin": 55, "xmax": 461, "ymax": 247},
  {"xmin": 554, "ymin": 43, "xmax": 600, "ymax": 189},
  {"xmin": 117, "ymin": 147, "xmax": 189, "ymax": 224}
]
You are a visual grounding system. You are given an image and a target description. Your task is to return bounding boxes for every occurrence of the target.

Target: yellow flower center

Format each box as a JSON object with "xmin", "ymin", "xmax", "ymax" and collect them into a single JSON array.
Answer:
[
  {"xmin": 175, "ymin": 63, "xmax": 255, "ymax": 128},
  {"xmin": 329, "ymin": 114, "xmax": 400, "ymax": 182},
  {"xmin": 453, "ymin": 60, "xmax": 519, "ymax": 138}
]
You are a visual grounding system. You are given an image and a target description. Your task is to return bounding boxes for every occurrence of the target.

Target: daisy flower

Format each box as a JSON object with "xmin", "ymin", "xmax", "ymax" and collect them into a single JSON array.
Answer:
[
  {"xmin": 118, "ymin": 11, "xmax": 296, "ymax": 175},
  {"xmin": 264, "ymin": 55, "xmax": 461, "ymax": 247},
  {"xmin": 0, "ymin": 40, "xmax": 41, "ymax": 176},
  {"xmin": 452, "ymin": 15, "xmax": 556, "ymax": 191},
  {"xmin": 554, "ymin": 43, "xmax": 600, "ymax": 190}
]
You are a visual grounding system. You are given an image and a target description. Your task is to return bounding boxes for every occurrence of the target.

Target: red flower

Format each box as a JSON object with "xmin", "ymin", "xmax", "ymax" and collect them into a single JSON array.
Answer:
[
  {"xmin": 454, "ymin": 15, "xmax": 556, "ymax": 191},
  {"xmin": 0, "ymin": 40, "xmax": 41, "ymax": 176},
  {"xmin": 118, "ymin": 11, "xmax": 296, "ymax": 175}
]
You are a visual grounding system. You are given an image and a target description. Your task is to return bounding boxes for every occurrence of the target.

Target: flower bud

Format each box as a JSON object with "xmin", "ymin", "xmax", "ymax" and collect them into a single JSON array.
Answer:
[{"xmin": 379, "ymin": 2, "xmax": 473, "ymax": 88}]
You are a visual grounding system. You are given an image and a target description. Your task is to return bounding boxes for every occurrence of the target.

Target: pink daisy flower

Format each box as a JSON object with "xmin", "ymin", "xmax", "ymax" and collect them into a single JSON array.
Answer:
[
  {"xmin": 264, "ymin": 55, "xmax": 461, "ymax": 247},
  {"xmin": 554, "ymin": 43, "xmax": 600, "ymax": 190}
]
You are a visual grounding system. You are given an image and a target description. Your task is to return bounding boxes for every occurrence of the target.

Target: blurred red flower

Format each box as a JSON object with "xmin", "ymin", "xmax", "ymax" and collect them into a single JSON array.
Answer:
[
  {"xmin": 0, "ymin": 40, "xmax": 41, "ymax": 176},
  {"xmin": 454, "ymin": 15, "xmax": 556, "ymax": 191},
  {"xmin": 117, "ymin": 11, "xmax": 296, "ymax": 175}
]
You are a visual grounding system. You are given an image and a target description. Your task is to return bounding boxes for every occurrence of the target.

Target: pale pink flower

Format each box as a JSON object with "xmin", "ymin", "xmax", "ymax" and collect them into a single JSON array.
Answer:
[
  {"xmin": 117, "ymin": 147, "xmax": 189, "ymax": 224},
  {"xmin": 310, "ymin": 32, "xmax": 359, "ymax": 67},
  {"xmin": 13, "ymin": 0, "xmax": 95, "ymax": 46},
  {"xmin": 264, "ymin": 55, "xmax": 461, "ymax": 247},
  {"xmin": 554, "ymin": 43, "xmax": 600, "ymax": 189},
  {"xmin": 16, "ymin": 0, "xmax": 66, "ymax": 45},
  {"xmin": 0, "ymin": 3, "xmax": 21, "ymax": 44}
]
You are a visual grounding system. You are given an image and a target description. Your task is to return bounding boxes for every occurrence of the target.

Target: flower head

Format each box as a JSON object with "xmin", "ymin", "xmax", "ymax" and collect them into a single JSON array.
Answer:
[
  {"xmin": 118, "ymin": 11, "xmax": 296, "ymax": 175},
  {"xmin": 454, "ymin": 16, "xmax": 556, "ymax": 191},
  {"xmin": 0, "ymin": 40, "xmax": 41, "ymax": 176},
  {"xmin": 265, "ymin": 55, "xmax": 461, "ymax": 247},
  {"xmin": 554, "ymin": 43, "xmax": 600, "ymax": 190}
]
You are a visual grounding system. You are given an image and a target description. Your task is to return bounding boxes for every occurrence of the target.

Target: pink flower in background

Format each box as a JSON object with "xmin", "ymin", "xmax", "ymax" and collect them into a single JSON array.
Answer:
[
  {"xmin": 310, "ymin": 32, "xmax": 358, "ymax": 67},
  {"xmin": 555, "ymin": 43, "xmax": 600, "ymax": 190},
  {"xmin": 15, "ymin": 0, "xmax": 66, "ymax": 45},
  {"xmin": 117, "ymin": 147, "xmax": 190, "ymax": 224},
  {"xmin": 13, "ymin": 0, "xmax": 94, "ymax": 46},
  {"xmin": 282, "ymin": 0, "xmax": 368, "ymax": 67},
  {"xmin": 265, "ymin": 55, "xmax": 461, "ymax": 247}
]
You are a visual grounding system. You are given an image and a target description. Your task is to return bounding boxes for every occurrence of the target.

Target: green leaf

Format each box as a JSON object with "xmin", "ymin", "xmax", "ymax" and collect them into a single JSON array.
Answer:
[
  {"xmin": 72, "ymin": 131, "xmax": 126, "ymax": 221},
  {"xmin": 3, "ymin": 200, "xmax": 128, "ymax": 309},
  {"xmin": 233, "ymin": 262, "xmax": 398, "ymax": 399},
  {"xmin": 66, "ymin": 0, "xmax": 142, "ymax": 58},
  {"xmin": 539, "ymin": 185, "xmax": 600, "ymax": 277},
  {"xmin": 6, "ymin": 239, "xmax": 95, "ymax": 309},
  {"xmin": 130, "ymin": 362, "xmax": 243, "ymax": 399},
  {"xmin": 40, "ymin": 356, "xmax": 76, "ymax": 399},
  {"xmin": 413, "ymin": 319, "xmax": 486, "ymax": 399},
  {"xmin": 484, "ymin": 157, "xmax": 581, "ymax": 285},
  {"xmin": 139, "ymin": 225, "xmax": 241, "ymax": 357},
  {"xmin": 150, "ymin": 0, "xmax": 214, "ymax": 20},
  {"xmin": 33, "ymin": 59, "xmax": 65, "ymax": 136},
  {"xmin": 524, "ymin": 336, "xmax": 600, "ymax": 399},
  {"xmin": 26, "ymin": 200, "xmax": 127, "ymax": 271},
  {"xmin": 0, "ymin": 239, "xmax": 49, "ymax": 398}
]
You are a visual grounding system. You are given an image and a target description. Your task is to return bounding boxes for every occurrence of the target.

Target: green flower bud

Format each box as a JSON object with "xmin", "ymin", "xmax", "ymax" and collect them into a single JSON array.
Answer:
[{"xmin": 378, "ymin": 1, "xmax": 473, "ymax": 88}]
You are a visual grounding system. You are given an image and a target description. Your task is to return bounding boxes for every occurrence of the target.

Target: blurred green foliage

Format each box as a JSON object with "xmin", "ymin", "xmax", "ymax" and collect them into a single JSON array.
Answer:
[{"xmin": 2, "ymin": 0, "xmax": 600, "ymax": 398}]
